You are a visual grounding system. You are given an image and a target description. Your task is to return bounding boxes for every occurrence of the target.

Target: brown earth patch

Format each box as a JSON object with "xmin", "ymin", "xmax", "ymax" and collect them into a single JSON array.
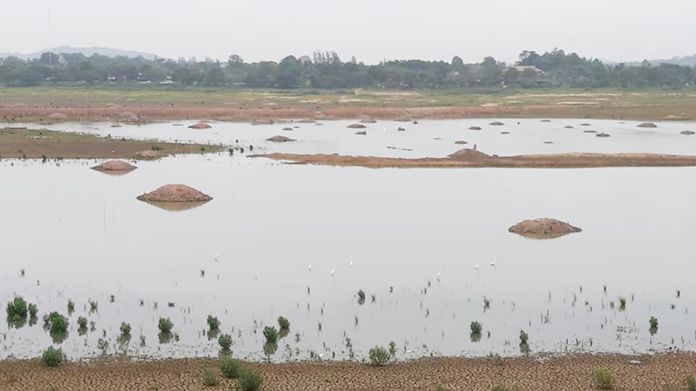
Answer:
[
  {"xmin": 252, "ymin": 148, "xmax": 696, "ymax": 169},
  {"xmin": 1, "ymin": 353, "xmax": 696, "ymax": 390},
  {"xmin": 137, "ymin": 184, "xmax": 212, "ymax": 203},
  {"xmin": 91, "ymin": 160, "xmax": 137, "ymax": 174},
  {"xmin": 0, "ymin": 127, "xmax": 219, "ymax": 160},
  {"xmin": 267, "ymin": 135, "xmax": 295, "ymax": 143},
  {"xmin": 509, "ymin": 218, "xmax": 582, "ymax": 239}
]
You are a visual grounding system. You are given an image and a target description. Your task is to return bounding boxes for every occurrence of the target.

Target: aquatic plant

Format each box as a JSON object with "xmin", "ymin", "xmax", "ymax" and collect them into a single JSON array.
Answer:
[
  {"xmin": 67, "ymin": 299, "xmax": 75, "ymax": 315},
  {"xmin": 649, "ymin": 316, "xmax": 658, "ymax": 330},
  {"xmin": 202, "ymin": 369, "xmax": 219, "ymax": 387},
  {"xmin": 388, "ymin": 341, "xmax": 397, "ymax": 358},
  {"xmin": 519, "ymin": 330, "xmax": 529, "ymax": 345},
  {"xmin": 97, "ymin": 338, "xmax": 109, "ymax": 355},
  {"xmin": 238, "ymin": 367, "xmax": 263, "ymax": 391},
  {"xmin": 619, "ymin": 297, "xmax": 626, "ymax": 311},
  {"xmin": 357, "ymin": 289, "xmax": 366, "ymax": 305},
  {"xmin": 519, "ymin": 330, "xmax": 530, "ymax": 354},
  {"xmin": 483, "ymin": 297, "xmax": 491, "ymax": 311},
  {"xmin": 263, "ymin": 326, "xmax": 279, "ymax": 344},
  {"xmin": 120, "ymin": 322, "xmax": 132, "ymax": 337},
  {"xmin": 28, "ymin": 303, "xmax": 38, "ymax": 319},
  {"xmin": 42, "ymin": 347, "xmax": 64, "ymax": 367},
  {"xmin": 89, "ymin": 300, "xmax": 98, "ymax": 313},
  {"xmin": 277, "ymin": 316, "xmax": 290, "ymax": 331},
  {"xmin": 6, "ymin": 296, "xmax": 28, "ymax": 320},
  {"xmin": 368, "ymin": 345, "xmax": 391, "ymax": 366},
  {"xmin": 43, "ymin": 312, "xmax": 68, "ymax": 335},
  {"xmin": 77, "ymin": 316, "xmax": 88, "ymax": 334},
  {"xmin": 220, "ymin": 357, "xmax": 242, "ymax": 379},
  {"xmin": 218, "ymin": 333, "xmax": 233, "ymax": 354},
  {"xmin": 206, "ymin": 315, "xmax": 220, "ymax": 332},
  {"xmin": 594, "ymin": 367, "xmax": 614, "ymax": 390},
  {"xmin": 470, "ymin": 321, "xmax": 483, "ymax": 342},
  {"xmin": 158, "ymin": 317, "xmax": 173, "ymax": 334},
  {"xmin": 263, "ymin": 342, "xmax": 278, "ymax": 357}
]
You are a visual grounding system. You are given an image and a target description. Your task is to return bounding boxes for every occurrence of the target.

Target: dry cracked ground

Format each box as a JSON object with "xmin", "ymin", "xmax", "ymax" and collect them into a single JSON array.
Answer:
[{"xmin": 1, "ymin": 354, "xmax": 696, "ymax": 390}]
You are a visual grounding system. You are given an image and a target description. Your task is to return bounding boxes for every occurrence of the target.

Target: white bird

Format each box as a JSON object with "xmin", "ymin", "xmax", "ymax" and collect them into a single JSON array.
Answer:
[
  {"xmin": 329, "ymin": 269, "xmax": 335, "ymax": 277},
  {"xmin": 308, "ymin": 264, "xmax": 312, "ymax": 271},
  {"xmin": 473, "ymin": 264, "xmax": 480, "ymax": 271},
  {"xmin": 349, "ymin": 257, "xmax": 354, "ymax": 267},
  {"xmin": 213, "ymin": 254, "xmax": 220, "ymax": 263}
]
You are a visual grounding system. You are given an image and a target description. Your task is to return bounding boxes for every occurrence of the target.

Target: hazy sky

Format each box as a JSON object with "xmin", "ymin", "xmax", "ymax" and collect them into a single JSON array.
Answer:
[{"xmin": 2, "ymin": 0, "xmax": 695, "ymax": 64}]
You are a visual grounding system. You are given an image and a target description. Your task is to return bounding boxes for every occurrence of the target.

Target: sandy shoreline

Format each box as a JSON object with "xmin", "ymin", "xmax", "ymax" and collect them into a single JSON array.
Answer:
[
  {"xmin": 252, "ymin": 150, "xmax": 696, "ymax": 169},
  {"xmin": 1, "ymin": 353, "xmax": 695, "ymax": 390}
]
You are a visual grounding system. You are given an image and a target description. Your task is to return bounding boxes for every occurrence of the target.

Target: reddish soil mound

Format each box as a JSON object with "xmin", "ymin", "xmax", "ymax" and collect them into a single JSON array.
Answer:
[
  {"xmin": 267, "ymin": 135, "xmax": 295, "ymax": 143},
  {"xmin": 448, "ymin": 148, "xmax": 492, "ymax": 161},
  {"xmin": 509, "ymin": 218, "xmax": 581, "ymax": 239},
  {"xmin": 137, "ymin": 184, "xmax": 212, "ymax": 203},
  {"xmin": 188, "ymin": 122, "xmax": 212, "ymax": 129},
  {"xmin": 637, "ymin": 122, "xmax": 657, "ymax": 128},
  {"xmin": 347, "ymin": 123, "xmax": 367, "ymax": 129},
  {"xmin": 490, "ymin": 121, "xmax": 504, "ymax": 126},
  {"xmin": 91, "ymin": 160, "xmax": 137, "ymax": 173}
]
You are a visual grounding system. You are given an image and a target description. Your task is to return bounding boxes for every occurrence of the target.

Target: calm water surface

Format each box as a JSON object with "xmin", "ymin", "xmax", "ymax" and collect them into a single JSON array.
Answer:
[{"xmin": 1, "ymin": 119, "xmax": 695, "ymax": 361}]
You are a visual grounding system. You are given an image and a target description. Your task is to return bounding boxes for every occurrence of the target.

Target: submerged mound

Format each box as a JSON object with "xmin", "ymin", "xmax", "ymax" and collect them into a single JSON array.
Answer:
[
  {"xmin": 91, "ymin": 160, "xmax": 137, "ymax": 173},
  {"xmin": 348, "ymin": 123, "xmax": 367, "ymax": 129},
  {"xmin": 469, "ymin": 126, "xmax": 482, "ymax": 130},
  {"xmin": 509, "ymin": 218, "xmax": 581, "ymax": 239},
  {"xmin": 267, "ymin": 135, "xmax": 295, "ymax": 143},
  {"xmin": 681, "ymin": 130, "xmax": 695, "ymax": 135},
  {"xmin": 490, "ymin": 121, "xmax": 504, "ymax": 126},
  {"xmin": 137, "ymin": 184, "xmax": 212, "ymax": 203},
  {"xmin": 454, "ymin": 140, "xmax": 468, "ymax": 145},
  {"xmin": 252, "ymin": 119, "xmax": 274, "ymax": 125},
  {"xmin": 637, "ymin": 122, "xmax": 657, "ymax": 128},
  {"xmin": 188, "ymin": 122, "xmax": 212, "ymax": 129}
]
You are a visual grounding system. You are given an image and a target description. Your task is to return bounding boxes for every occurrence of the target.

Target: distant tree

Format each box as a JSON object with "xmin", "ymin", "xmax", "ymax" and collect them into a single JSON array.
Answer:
[{"xmin": 451, "ymin": 56, "xmax": 464, "ymax": 67}]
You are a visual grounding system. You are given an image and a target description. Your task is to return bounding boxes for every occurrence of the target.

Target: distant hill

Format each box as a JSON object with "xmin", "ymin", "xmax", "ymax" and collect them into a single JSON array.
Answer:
[
  {"xmin": 622, "ymin": 54, "xmax": 696, "ymax": 67},
  {"xmin": 0, "ymin": 46, "xmax": 157, "ymax": 60}
]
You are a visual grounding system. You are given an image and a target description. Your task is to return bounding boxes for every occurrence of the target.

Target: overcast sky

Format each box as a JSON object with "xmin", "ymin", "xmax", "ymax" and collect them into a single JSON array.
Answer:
[{"xmin": 2, "ymin": 0, "xmax": 695, "ymax": 64}]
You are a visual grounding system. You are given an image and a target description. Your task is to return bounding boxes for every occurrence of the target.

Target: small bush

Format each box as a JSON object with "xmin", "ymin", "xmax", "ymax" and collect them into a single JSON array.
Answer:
[
  {"xmin": 67, "ymin": 300, "xmax": 75, "ymax": 314},
  {"xmin": 619, "ymin": 297, "xmax": 626, "ymax": 311},
  {"xmin": 120, "ymin": 322, "xmax": 132, "ymax": 337},
  {"xmin": 28, "ymin": 303, "xmax": 38, "ymax": 318},
  {"xmin": 158, "ymin": 318, "xmax": 173, "ymax": 334},
  {"xmin": 238, "ymin": 367, "xmax": 263, "ymax": 391},
  {"xmin": 594, "ymin": 367, "xmax": 614, "ymax": 390},
  {"xmin": 43, "ymin": 312, "xmax": 68, "ymax": 334},
  {"xmin": 357, "ymin": 289, "xmax": 366, "ymax": 305},
  {"xmin": 263, "ymin": 326, "xmax": 278, "ymax": 344},
  {"xmin": 649, "ymin": 316, "xmax": 658, "ymax": 329},
  {"xmin": 471, "ymin": 321, "xmax": 482, "ymax": 334},
  {"xmin": 218, "ymin": 333, "xmax": 232, "ymax": 353},
  {"xmin": 277, "ymin": 316, "xmax": 290, "ymax": 331},
  {"xmin": 6, "ymin": 297, "xmax": 28, "ymax": 319},
  {"xmin": 202, "ymin": 369, "xmax": 219, "ymax": 387},
  {"xmin": 368, "ymin": 345, "xmax": 391, "ymax": 366},
  {"xmin": 519, "ymin": 330, "xmax": 529, "ymax": 344},
  {"xmin": 97, "ymin": 338, "xmax": 109, "ymax": 354},
  {"xmin": 388, "ymin": 341, "xmax": 397, "ymax": 357},
  {"xmin": 77, "ymin": 316, "xmax": 88, "ymax": 330},
  {"xmin": 220, "ymin": 357, "xmax": 242, "ymax": 379},
  {"xmin": 42, "ymin": 347, "xmax": 63, "ymax": 367},
  {"xmin": 207, "ymin": 315, "xmax": 220, "ymax": 331},
  {"xmin": 688, "ymin": 376, "xmax": 696, "ymax": 391}
]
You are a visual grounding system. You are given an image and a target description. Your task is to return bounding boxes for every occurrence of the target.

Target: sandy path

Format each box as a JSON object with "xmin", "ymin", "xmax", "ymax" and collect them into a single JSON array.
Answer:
[{"xmin": 1, "ymin": 354, "xmax": 695, "ymax": 390}]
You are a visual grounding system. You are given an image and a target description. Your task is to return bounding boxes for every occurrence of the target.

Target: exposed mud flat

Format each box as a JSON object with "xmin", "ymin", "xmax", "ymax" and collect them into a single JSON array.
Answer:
[
  {"xmin": 509, "ymin": 218, "xmax": 582, "ymax": 239},
  {"xmin": 252, "ymin": 148, "xmax": 696, "ymax": 169}
]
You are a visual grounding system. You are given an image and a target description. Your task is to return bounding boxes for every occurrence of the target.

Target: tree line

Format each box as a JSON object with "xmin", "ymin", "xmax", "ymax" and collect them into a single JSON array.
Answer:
[{"xmin": 0, "ymin": 49, "xmax": 694, "ymax": 89}]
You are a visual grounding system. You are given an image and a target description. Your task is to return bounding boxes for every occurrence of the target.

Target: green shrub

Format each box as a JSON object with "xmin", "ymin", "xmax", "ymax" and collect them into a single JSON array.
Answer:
[
  {"xmin": 6, "ymin": 297, "xmax": 28, "ymax": 319},
  {"xmin": 218, "ymin": 333, "xmax": 232, "ymax": 353},
  {"xmin": 42, "ymin": 347, "xmax": 63, "ymax": 367},
  {"xmin": 28, "ymin": 303, "xmax": 38, "ymax": 318},
  {"xmin": 263, "ymin": 326, "xmax": 278, "ymax": 344},
  {"xmin": 43, "ymin": 312, "xmax": 68, "ymax": 334},
  {"xmin": 120, "ymin": 322, "xmax": 132, "ymax": 337},
  {"xmin": 202, "ymin": 369, "xmax": 219, "ymax": 387},
  {"xmin": 238, "ymin": 367, "xmax": 263, "ymax": 391},
  {"xmin": 220, "ymin": 357, "xmax": 242, "ymax": 379},
  {"xmin": 158, "ymin": 318, "xmax": 173, "ymax": 334},
  {"xmin": 519, "ymin": 330, "xmax": 529, "ymax": 344},
  {"xmin": 357, "ymin": 289, "xmax": 366, "ymax": 305},
  {"xmin": 206, "ymin": 315, "xmax": 220, "ymax": 331},
  {"xmin": 368, "ymin": 345, "xmax": 391, "ymax": 366},
  {"xmin": 67, "ymin": 300, "xmax": 75, "ymax": 314},
  {"xmin": 688, "ymin": 376, "xmax": 696, "ymax": 391},
  {"xmin": 594, "ymin": 367, "xmax": 614, "ymax": 390},
  {"xmin": 470, "ymin": 321, "xmax": 482, "ymax": 334},
  {"xmin": 619, "ymin": 297, "xmax": 626, "ymax": 311},
  {"xmin": 649, "ymin": 316, "xmax": 658, "ymax": 329},
  {"xmin": 277, "ymin": 316, "xmax": 290, "ymax": 331},
  {"xmin": 97, "ymin": 338, "xmax": 109, "ymax": 354},
  {"xmin": 388, "ymin": 341, "xmax": 397, "ymax": 357},
  {"xmin": 77, "ymin": 316, "xmax": 88, "ymax": 331}
]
